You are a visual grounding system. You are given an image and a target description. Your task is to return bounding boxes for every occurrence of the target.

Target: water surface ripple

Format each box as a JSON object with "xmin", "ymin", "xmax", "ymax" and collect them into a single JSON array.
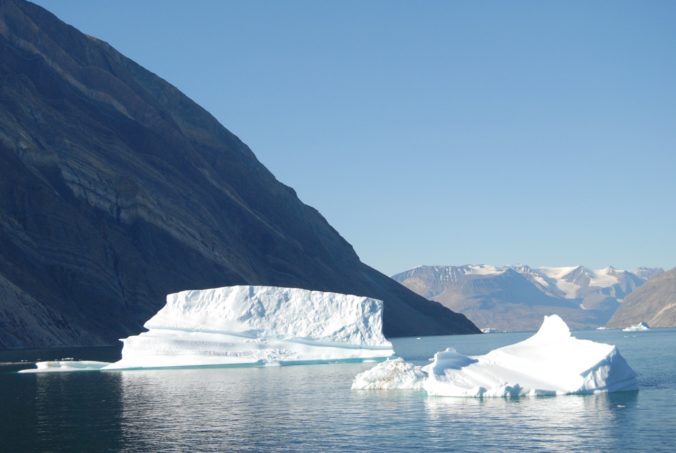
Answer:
[{"xmin": 1, "ymin": 329, "xmax": 675, "ymax": 452}]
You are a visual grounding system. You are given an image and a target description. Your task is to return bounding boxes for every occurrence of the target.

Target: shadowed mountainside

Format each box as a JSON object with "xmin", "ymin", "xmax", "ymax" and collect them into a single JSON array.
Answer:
[{"xmin": 0, "ymin": 0, "xmax": 478, "ymax": 348}]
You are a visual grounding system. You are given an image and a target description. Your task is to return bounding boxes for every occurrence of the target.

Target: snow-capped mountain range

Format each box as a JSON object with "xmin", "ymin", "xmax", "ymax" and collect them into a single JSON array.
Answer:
[
  {"xmin": 514, "ymin": 265, "xmax": 645, "ymax": 303},
  {"xmin": 392, "ymin": 265, "xmax": 663, "ymax": 331}
]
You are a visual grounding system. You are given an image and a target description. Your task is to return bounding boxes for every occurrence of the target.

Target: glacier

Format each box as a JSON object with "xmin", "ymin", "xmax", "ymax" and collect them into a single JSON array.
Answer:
[
  {"xmin": 352, "ymin": 315, "xmax": 638, "ymax": 397},
  {"xmin": 20, "ymin": 286, "xmax": 394, "ymax": 373}
]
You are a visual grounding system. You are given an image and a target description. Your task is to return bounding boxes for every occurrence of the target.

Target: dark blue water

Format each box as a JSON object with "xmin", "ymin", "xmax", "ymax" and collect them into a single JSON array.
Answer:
[{"xmin": 1, "ymin": 329, "xmax": 675, "ymax": 452}]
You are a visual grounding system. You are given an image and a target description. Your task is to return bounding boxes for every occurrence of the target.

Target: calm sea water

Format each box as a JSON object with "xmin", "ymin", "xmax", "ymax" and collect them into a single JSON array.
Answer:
[{"xmin": 1, "ymin": 329, "xmax": 675, "ymax": 452}]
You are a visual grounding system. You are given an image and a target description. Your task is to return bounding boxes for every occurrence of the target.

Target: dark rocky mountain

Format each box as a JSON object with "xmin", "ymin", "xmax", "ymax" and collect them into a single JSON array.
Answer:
[
  {"xmin": 607, "ymin": 268, "xmax": 676, "ymax": 329},
  {"xmin": 393, "ymin": 264, "xmax": 654, "ymax": 331},
  {"xmin": 0, "ymin": 0, "xmax": 478, "ymax": 348}
]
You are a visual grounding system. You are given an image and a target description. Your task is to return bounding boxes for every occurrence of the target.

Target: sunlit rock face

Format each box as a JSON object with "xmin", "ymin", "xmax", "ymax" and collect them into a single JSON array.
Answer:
[{"xmin": 609, "ymin": 268, "xmax": 676, "ymax": 329}]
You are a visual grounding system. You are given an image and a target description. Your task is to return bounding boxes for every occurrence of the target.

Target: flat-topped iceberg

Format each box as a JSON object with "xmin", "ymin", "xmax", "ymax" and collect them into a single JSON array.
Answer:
[
  {"xmin": 352, "ymin": 315, "xmax": 637, "ymax": 397},
  {"xmin": 20, "ymin": 286, "xmax": 394, "ymax": 373},
  {"xmin": 107, "ymin": 285, "xmax": 394, "ymax": 369}
]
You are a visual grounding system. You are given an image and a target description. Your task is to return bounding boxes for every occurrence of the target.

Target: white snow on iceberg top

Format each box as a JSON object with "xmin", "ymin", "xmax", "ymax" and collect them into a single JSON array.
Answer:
[
  {"xmin": 622, "ymin": 322, "xmax": 650, "ymax": 332},
  {"xmin": 106, "ymin": 285, "xmax": 393, "ymax": 370},
  {"xmin": 352, "ymin": 315, "xmax": 637, "ymax": 397},
  {"xmin": 142, "ymin": 285, "xmax": 388, "ymax": 346}
]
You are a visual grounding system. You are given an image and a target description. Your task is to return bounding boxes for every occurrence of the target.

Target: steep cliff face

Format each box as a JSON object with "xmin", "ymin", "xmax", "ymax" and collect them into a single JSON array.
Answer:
[
  {"xmin": 0, "ymin": 0, "xmax": 478, "ymax": 348},
  {"xmin": 607, "ymin": 268, "xmax": 676, "ymax": 328}
]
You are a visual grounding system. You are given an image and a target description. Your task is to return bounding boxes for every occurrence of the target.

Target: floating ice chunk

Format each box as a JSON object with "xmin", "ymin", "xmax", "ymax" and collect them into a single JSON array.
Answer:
[
  {"xmin": 425, "ymin": 315, "xmax": 637, "ymax": 397},
  {"xmin": 353, "ymin": 315, "xmax": 638, "ymax": 397},
  {"xmin": 18, "ymin": 360, "xmax": 110, "ymax": 373},
  {"xmin": 21, "ymin": 286, "xmax": 394, "ymax": 373},
  {"xmin": 622, "ymin": 322, "xmax": 650, "ymax": 332},
  {"xmin": 100, "ymin": 286, "xmax": 393, "ymax": 370},
  {"xmin": 351, "ymin": 358, "xmax": 426, "ymax": 390}
]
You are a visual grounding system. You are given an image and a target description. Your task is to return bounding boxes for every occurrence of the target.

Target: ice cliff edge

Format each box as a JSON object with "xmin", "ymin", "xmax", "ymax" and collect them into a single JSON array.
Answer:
[
  {"xmin": 21, "ymin": 286, "xmax": 394, "ymax": 372},
  {"xmin": 106, "ymin": 285, "xmax": 394, "ymax": 369},
  {"xmin": 144, "ymin": 285, "xmax": 389, "ymax": 346}
]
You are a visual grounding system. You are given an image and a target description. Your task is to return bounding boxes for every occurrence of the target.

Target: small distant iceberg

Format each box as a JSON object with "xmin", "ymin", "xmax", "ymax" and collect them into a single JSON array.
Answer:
[
  {"xmin": 622, "ymin": 322, "xmax": 650, "ymax": 332},
  {"xmin": 20, "ymin": 286, "xmax": 394, "ymax": 373},
  {"xmin": 481, "ymin": 327, "xmax": 498, "ymax": 334},
  {"xmin": 352, "ymin": 315, "xmax": 638, "ymax": 397}
]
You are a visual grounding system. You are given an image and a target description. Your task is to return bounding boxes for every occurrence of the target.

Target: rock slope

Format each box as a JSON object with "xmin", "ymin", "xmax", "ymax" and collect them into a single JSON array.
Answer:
[
  {"xmin": 0, "ymin": 0, "xmax": 478, "ymax": 348},
  {"xmin": 608, "ymin": 268, "xmax": 676, "ymax": 328}
]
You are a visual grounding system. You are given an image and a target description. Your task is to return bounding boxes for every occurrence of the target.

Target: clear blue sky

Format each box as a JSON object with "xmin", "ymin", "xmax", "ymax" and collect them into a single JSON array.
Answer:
[{"xmin": 34, "ymin": 0, "xmax": 676, "ymax": 275}]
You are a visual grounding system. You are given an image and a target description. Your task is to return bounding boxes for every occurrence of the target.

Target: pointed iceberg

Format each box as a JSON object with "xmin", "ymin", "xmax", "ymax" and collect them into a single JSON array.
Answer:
[{"xmin": 353, "ymin": 315, "xmax": 638, "ymax": 397}]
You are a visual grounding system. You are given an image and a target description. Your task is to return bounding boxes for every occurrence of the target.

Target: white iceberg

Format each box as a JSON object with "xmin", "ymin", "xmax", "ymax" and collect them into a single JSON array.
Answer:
[
  {"xmin": 622, "ymin": 322, "xmax": 650, "ymax": 332},
  {"xmin": 352, "ymin": 315, "xmax": 637, "ymax": 397},
  {"xmin": 19, "ymin": 360, "xmax": 109, "ymax": 373},
  {"xmin": 351, "ymin": 358, "xmax": 426, "ymax": 390},
  {"xmin": 20, "ymin": 286, "xmax": 394, "ymax": 373}
]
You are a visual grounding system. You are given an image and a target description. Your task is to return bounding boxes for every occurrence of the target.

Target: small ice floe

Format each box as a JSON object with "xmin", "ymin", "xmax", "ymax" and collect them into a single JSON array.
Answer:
[
  {"xmin": 351, "ymin": 358, "xmax": 426, "ymax": 390},
  {"xmin": 19, "ymin": 360, "xmax": 110, "ymax": 373},
  {"xmin": 622, "ymin": 322, "xmax": 650, "ymax": 332},
  {"xmin": 352, "ymin": 315, "xmax": 638, "ymax": 397}
]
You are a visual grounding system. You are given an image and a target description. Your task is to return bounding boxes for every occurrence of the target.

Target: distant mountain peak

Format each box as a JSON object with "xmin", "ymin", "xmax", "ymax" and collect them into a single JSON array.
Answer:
[
  {"xmin": 634, "ymin": 267, "xmax": 665, "ymax": 280},
  {"xmin": 392, "ymin": 263, "xmax": 654, "ymax": 331}
]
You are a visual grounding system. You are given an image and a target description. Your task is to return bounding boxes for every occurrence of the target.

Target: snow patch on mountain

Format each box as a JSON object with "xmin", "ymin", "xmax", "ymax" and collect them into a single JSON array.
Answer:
[{"xmin": 393, "ymin": 264, "xmax": 661, "ymax": 330}]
